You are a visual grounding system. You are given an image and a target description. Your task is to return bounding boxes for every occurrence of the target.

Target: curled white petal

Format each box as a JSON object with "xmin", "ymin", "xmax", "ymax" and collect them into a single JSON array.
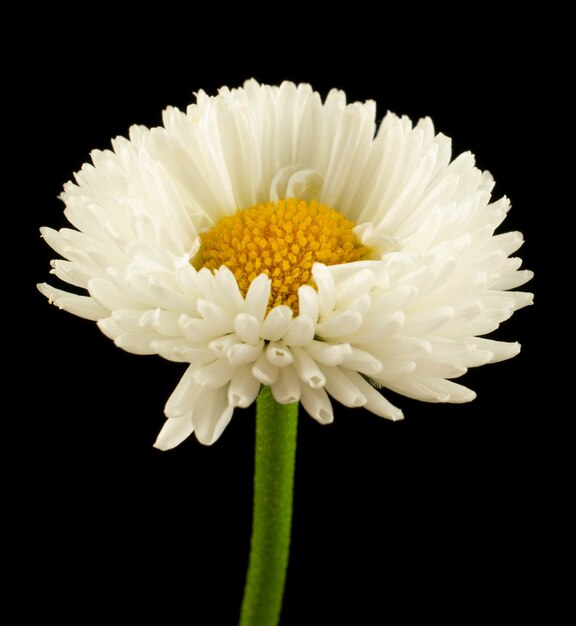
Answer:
[
  {"xmin": 228, "ymin": 365, "xmax": 261, "ymax": 408},
  {"xmin": 252, "ymin": 353, "xmax": 279, "ymax": 385},
  {"xmin": 233, "ymin": 313, "xmax": 261, "ymax": 345},
  {"xmin": 271, "ymin": 366, "xmax": 301, "ymax": 404},
  {"xmin": 261, "ymin": 306, "xmax": 292, "ymax": 341},
  {"xmin": 266, "ymin": 341, "xmax": 294, "ymax": 368},
  {"xmin": 300, "ymin": 384, "xmax": 334, "ymax": 425},
  {"xmin": 305, "ymin": 341, "xmax": 353, "ymax": 366},
  {"xmin": 291, "ymin": 347, "xmax": 326, "ymax": 388},
  {"xmin": 227, "ymin": 340, "xmax": 265, "ymax": 367}
]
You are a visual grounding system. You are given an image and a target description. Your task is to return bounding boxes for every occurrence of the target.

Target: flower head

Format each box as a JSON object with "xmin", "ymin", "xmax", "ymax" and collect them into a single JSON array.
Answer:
[{"xmin": 38, "ymin": 80, "xmax": 533, "ymax": 449}]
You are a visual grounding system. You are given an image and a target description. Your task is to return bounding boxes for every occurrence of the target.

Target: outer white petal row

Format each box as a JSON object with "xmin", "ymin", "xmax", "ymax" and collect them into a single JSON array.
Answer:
[{"xmin": 39, "ymin": 80, "xmax": 532, "ymax": 447}]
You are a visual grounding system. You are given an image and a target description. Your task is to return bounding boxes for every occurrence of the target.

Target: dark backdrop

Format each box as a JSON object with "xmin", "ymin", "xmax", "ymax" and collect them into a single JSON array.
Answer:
[{"xmin": 7, "ymin": 11, "xmax": 559, "ymax": 625}]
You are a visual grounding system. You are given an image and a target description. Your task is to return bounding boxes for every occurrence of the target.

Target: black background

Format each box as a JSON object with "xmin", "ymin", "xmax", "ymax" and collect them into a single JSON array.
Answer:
[{"xmin": 6, "ymin": 10, "xmax": 561, "ymax": 625}]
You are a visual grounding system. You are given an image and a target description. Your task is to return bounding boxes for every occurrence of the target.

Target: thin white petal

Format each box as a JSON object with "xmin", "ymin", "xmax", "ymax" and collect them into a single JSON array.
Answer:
[
  {"xmin": 228, "ymin": 365, "xmax": 261, "ymax": 408},
  {"xmin": 193, "ymin": 358, "xmax": 236, "ymax": 388},
  {"xmin": 165, "ymin": 365, "xmax": 199, "ymax": 418},
  {"xmin": 265, "ymin": 341, "xmax": 294, "ymax": 367},
  {"xmin": 227, "ymin": 340, "xmax": 265, "ymax": 367},
  {"xmin": 387, "ymin": 375, "xmax": 476, "ymax": 403},
  {"xmin": 300, "ymin": 384, "xmax": 334, "ymax": 425},
  {"xmin": 313, "ymin": 264, "xmax": 336, "ymax": 319},
  {"xmin": 316, "ymin": 310, "xmax": 363, "ymax": 339},
  {"xmin": 305, "ymin": 341, "xmax": 353, "ymax": 366},
  {"xmin": 271, "ymin": 366, "xmax": 301, "ymax": 404},
  {"xmin": 261, "ymin": 306, "xmax": 292, "ymax": 341},
  {"xmin": 244, "ymin": 274, "xmax": 271, "ymax": 321},
  {"xmin": 284, "ymin": 316, "xmax": 315, "ymax": 347},
  {"xmin": 472, "ymin": 339, "xmax": 521, "ymax": 363},
  {"xmin": 193, "ymin": 388, "xmax": 234, "ymax": 445},
  {"xmin": 139, "ymin": 309, "xmax": 182, "ymax": 336},
  {"xmin": 196, "ymin": 299, "xmax": 235, "ymax": 334},
  {"xmin": 346, "ymin": 348, "xmax": 383, "ymax": 376},
  {"xmin": 209, "ymin": 334, "xmax": 240, "ymax": 358},
  {"xmin": 252, "ymin": 352, "xmax": 279, "ymax": 385},
  {"xmin": 297, "ymin": 285, "xmax": 319, "ymax": 322},
  {"xmin": 291, "ymin": 347, "xmax": 326, "ymax": 388},
  {"xmin": 88, "ymin": 278, "xmax": 143, "ymax": 310},
  {"xmin": 154, "ymin": 413, "xmax": 194, "ymax": 451},
  {"xmin": 344, "ymin": 370, "xmax": 404, "ymax": 421},
  {"xmin": 38, "ymin": 283, "xmax": 109, "ymax": 321},
  {"xmin": 322, "ymin": 366, "xmax": 366, "ymax": 408},
  {"xmin": 333, "ymin": 269, "xmax": 375, "ymax": 308}
]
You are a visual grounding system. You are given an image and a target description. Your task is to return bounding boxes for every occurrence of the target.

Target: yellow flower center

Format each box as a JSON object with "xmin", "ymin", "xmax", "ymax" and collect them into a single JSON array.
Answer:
[{"xmin": 194, "ymin": 198, "xmax": 369, "ymax": 313}]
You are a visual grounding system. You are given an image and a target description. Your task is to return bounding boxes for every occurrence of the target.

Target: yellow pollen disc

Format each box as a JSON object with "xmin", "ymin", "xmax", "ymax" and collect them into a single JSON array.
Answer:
[{"xmin": 194, "ymin": 198, "xmax": 370, "ymax": 314}]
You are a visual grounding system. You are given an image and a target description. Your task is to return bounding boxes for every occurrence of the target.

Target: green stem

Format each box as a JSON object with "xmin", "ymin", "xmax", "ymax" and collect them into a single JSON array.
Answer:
[{"xmin": 239, "ymin": 386, "xmax": 299, "ymax": 626}]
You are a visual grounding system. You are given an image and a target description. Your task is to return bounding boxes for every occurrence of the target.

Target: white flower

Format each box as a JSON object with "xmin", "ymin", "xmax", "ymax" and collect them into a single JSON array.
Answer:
[{"xmin": 38, "ymin": 79, "xmax": 533, "ymax": 449}]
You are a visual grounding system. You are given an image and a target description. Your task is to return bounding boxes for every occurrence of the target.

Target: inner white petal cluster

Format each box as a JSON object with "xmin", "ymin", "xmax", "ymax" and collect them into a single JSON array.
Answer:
[{"xmin": 38, "ymin": 79, "xmax": 532, "ymax": 449}]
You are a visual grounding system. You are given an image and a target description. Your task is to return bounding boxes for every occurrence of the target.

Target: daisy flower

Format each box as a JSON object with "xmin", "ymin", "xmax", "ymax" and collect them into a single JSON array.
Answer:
[{"xmin": 38, "ymin": 79, "xmax": 533, "ymax": 450}]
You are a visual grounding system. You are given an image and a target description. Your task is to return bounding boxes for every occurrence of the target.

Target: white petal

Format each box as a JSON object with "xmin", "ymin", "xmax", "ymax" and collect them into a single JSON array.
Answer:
[
  {"xmin": 265, "ymin": 341, "xmax": 294, "ymax": 367},
  {"xmin": 234, "ymin": 313, "xmax": 262, "ymax": 345},
  {"xmin": 291, "ymin": 347, "xmax": 326, "ymax": 388},
  {"xmin": 284, "ymin": 316, "xmax": 315, "ymax": 347},
  {"xmin": 214, "ymin": 266, "xmax": 245, "ymax": 310},
  {"xmin": 347, "ymin": 311, "xmax": 405, "ymax": 343},
  {"xmin": 344, "ymin": 370, "xmax": 404, "ymax": 421},
  {"xmin": 252, "ymin": 352, "xmax": 279, "ymax": 385},
  {"xmin": 387, "ymin": 375, "xmax": 476, "ymax": 403},
  {"xmin": 472, "ymin": 339, "xmax": 521, "ymax": 363},
  {"xmin": 97, "ymin": 317, "xmax": 122, "ymax": 340},
  {"xmin": 271, "ymin": 366, "xmax": 301, "ymax": 404},
  {"xmin": 227, "ymin": 340, "xmax": 265, "ymax": 367},
  {"xmin": 165, "ymin": 365, "xmax": 200, "ymax": 417},
  {"xmin": 384, "ymin": 336, "xmax": 432, "ymax": 360},
  {"xmin": 493, "ymin": 269, "xmax": 533, "ymax": 291},
  {"xmin": 38, "ymin": 283, "xmax": 109, "ymax": 321},
  {"xmin": 322, "ymin": 366, "xmax": 367, "ymax": 408},
  {"xmin": 403, "ymin": 307, "xmax": 455, "ymax": 335},
  {"xmin": 316, "ymin": 310, "xmax": 363, "ymax": 339},
  {"xmin": 139, "ymin": 309, "xmax": 182, "ymax": 336},
  {"xmin": 228, "ymin": 365, "xmax": 261, "ymax": 408},
  {"xmin": 197, "ymin": 299, "xmax": 235, "ymax": 334},
  {"xmin": 297, "ymin": 285, "xmax": 319, "ymax": 323},
  {"xmin": 305, "ymin": 341, "xmax": 353, "ymax": 366},
  {"xmin": 346, "ymin": 348, "xmax": 383, "ymax": 376},
  {"xmin": 88, "ymin": 278, "xmax": 144, "ymax": 310},
  {"xmin": 313, "ymin": 264, "xmax": 336, "ymax": 318},
  {"xmin": 152, "ymin": 339, "xmax": 213, "ymax": 363},
  {"xmin": 154, "ymin": 413, "xmax": 195, "ymax": 451},
  {"xmin": 300, "ymin": 384, "xmax": 334, "ymax": 425},
  {"xmin": 193, "ymin": 387, "xmax": 234, "ymax": 445},
  {"xmin": 368, "ymin": 358, "xmax": 416, "ymax": 380},
  {"xmin": 193, "ymin": 358, "xmax": 236, "ymax": 388},
  {"xmin": 209, "ymin": 334, "xmax": 240, "ymax": 358},
  {"xmin": 244, "ymin": 274, "xmax": 271, "ymax": 321},
  {"xmin": 334, "ymin": 269, "xmax": 375, "ymax": 308},
  {"xmin": 261, "ymin": 306, "xmax": 292, "ymax": 341},
  {"xmin": 285, "ymin": 169, "xmax": 325, "ymax": 202},
  {"xmin": 50, "ymin": 259, "xmax": 92, "ymax": 288}
]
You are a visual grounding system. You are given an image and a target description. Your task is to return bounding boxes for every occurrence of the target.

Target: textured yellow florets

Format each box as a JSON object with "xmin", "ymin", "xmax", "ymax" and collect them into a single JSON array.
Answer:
[{"xmin": 194, "ymin": 198, "xmax": 369, "ymax": 313}]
